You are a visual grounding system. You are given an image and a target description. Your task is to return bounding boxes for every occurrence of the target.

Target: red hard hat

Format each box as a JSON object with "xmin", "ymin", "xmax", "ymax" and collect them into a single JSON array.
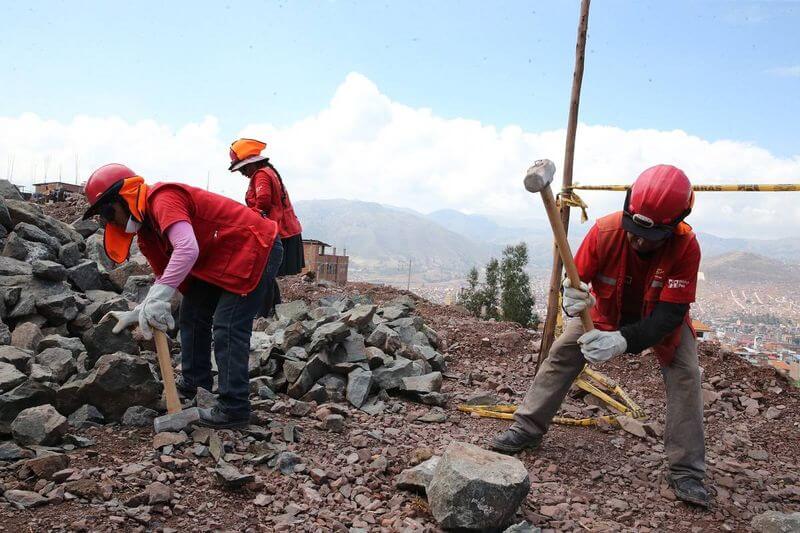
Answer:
[
  {"xmin": 622, "ymin": 165, "xmax": 694, "ymax": 240},
  {"xmin": 82, "ymin": 163, "xmax": 136, "ymax": 219}
]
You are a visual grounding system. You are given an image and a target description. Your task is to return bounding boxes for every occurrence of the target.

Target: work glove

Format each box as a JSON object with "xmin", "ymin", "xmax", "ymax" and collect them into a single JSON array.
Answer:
[
  {"xmin": 562, "ymin": 278, "xmax": 596, "ymax": 317},
  {"xmin": 104, "ymin": 306, "xmax": 142, "ymax": 334},
  {"xmin": 138, "ymin": 284, "xmax": 176, "ymax": 340},
  {"xmin": 578, "ymin": 329, "xmax": 627, "ymax": 364}
]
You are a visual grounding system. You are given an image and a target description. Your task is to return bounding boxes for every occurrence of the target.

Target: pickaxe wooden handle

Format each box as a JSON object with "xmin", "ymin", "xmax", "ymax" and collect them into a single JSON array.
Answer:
[
  {"xmin": 525, "ymin": 159, "xmax": 594, "ymax": 332},
  {"xmin": 154, "ymin": 330, "xmax": 182, "ymax": 414}
]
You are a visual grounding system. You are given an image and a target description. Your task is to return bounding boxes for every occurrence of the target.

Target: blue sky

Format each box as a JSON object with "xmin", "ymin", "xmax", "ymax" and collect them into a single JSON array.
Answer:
[{"xmin": 2, "ymin": 1, "xmax": 798, "ymax": 156}]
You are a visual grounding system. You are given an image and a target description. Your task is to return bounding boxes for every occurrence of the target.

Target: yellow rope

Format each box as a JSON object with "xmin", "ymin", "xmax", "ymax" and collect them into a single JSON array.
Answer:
[
  {"xmin": 556, "ymin": 190, "xmax": 589, "ymax": 222},
  {"xmin": 458, "ymin": 366, "xmax": 646, "ymax": 427}
]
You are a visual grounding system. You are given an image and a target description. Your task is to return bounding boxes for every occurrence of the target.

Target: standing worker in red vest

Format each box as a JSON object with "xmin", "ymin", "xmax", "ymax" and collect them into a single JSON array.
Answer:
[
  {"xmin": 491, "ymin": 165, "xmax": 710, "ymax": 507},
  {"xmin": 82, "ymin": 163, "xmax": 284, "ymax": 429},
  {"xmin": 229, "ymin": 138, "xmax": 304, "ymax": 316}
]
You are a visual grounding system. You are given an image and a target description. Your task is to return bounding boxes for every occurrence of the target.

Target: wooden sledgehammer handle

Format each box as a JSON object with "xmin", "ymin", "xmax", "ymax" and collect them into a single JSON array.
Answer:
[
  {"xmin": 154, "ymin": 330, "xmax": 182, "ymax": 414},
  {"xmin": 540, "ymin": 185, "xmax": 595, "ymax": 333}
]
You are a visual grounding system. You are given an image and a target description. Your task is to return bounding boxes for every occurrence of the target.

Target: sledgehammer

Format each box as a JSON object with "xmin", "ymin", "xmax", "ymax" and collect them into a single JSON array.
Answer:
[
  {"xmin": 152, "ymin": 330, "xmax": 200, "ymax": 433},
  {"xmin": 524, "ymin": 159, "xmax": 594, "ymax": 332}
]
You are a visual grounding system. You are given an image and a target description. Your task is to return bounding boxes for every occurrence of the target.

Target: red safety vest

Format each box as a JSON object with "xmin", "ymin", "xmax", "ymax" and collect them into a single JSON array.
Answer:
[
  {"xmin": 137, "ymin": 183, "xmax": 279, "ymax": 295},
  {"xmin": 246, "ymin": 167, "xmax": 302, "ymax": 239},
  {"xmin": 578, "ymin": 212, "xmax": 696, "ymax": 366}
]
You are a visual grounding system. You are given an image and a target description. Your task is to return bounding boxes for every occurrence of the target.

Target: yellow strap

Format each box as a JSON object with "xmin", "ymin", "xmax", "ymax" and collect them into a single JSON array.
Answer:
[
  {"xmin": 556, "ymin": 190, "xmax": 589, "ymax": 222},
  {"xmin": 458, "ymin": 367, "xmax": 647, "ymax": 426}
]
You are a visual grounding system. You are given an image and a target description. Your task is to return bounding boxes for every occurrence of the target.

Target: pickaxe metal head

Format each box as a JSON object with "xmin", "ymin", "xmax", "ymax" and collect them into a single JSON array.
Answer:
[{"xmin": 524, "ymin": 159, "xmax": 556, "ymax": 193}]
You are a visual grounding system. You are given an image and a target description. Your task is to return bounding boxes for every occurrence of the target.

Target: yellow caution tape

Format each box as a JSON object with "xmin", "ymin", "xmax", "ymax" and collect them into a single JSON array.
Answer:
[
  {"xmin": 570, "ymin": 183, "xmax": 800, "ymax": 192},
  {"xmin": 458, "ymin": 366, "xmax": 645, "ymax": 427}
]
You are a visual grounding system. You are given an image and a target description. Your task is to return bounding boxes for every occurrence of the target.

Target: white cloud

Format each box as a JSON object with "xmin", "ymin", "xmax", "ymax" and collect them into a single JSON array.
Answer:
[
  {"xmin": 767, "ymin": 65, "xmax": 800, "ymax": 78},
  {"xmin": 2, "ymin": 72, "xmax": 800, "ymax": 239}
]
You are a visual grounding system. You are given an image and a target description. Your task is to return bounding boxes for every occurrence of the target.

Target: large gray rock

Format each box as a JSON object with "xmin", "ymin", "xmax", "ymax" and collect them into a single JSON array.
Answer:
[
  {"xmin": 427, "ymin": 441, "xmax": 530, "ymax": 530},
  {"xmin": 2, "ymin": 232, "xmax": 55, "ymax": 261},
  {"xmin": 5, "ymin": 199, "xmax": 83, "ymax": 245},
  {"xmin": 342, "ymin": 304, "xmax": 377, "ymax": 328},
  {"xmin": 317, "ymin": 373, "xmax": 347, "ymax": 403},
  {"xmin": 36, "ymin": 292, "xmax": 79, "ymax": 326},
  {"xmin": 752, "ymin": 511, "xmax": 800, "ymax": 533},
  {"xmin": 34, "ymin": 347, "xmax": 76, "ymax": 384},
  {"xmin": 275, "ymin": 300, "xmax": 309, "ymax": 322},
  {"xmin": 402, "ymin": 372, "xmax": 443, "ymax": 394},
  {"xmin": 307, "ymin": 320, "xmax": 350, "ymax": 353},
  {"xmin": 84, "ymin": 296, "xmax": 130, "ymax": 323},
  {"xmin": 11, "ymin": 322, "xmax": 43, "ymax": 351},
  {"xmin": 372, "ymin": 356, "xmax": 422, "ymax": 390},
  {"xmin": 366, "ymin": 324, "xmax": 402, "ymax": 354},
  {"xmin": 395, "ymin": 456, "xmax": 441, "ymax": 493},
  {"xmin": 0, "ymin": 256, "xmax": 32, "ymax": 276},
  {"xmin": 0, "ymin": 380, "xmax": 57, "ymax": 434},
  {"xmin": 37, "ymin": 334, "xmax": 85, "ymax": 358},
  {"xmin": 122, "ymin": 275, "xmax": 154, "ymax": 303},
  {"xmin": 274, "ymin": 322, "xmax": 307, "ymax": 351},
  {"xmin": 74, "ymin": 352, "xmax": 160, "ymax": 421},
  {"xmin": 4, "ymin": 489, "xmax": 49, "ymax": 509},
  {"xmin": 15, "ymin": 222, "xmax": 61, "ymax": 256},
  {"xmin": 0, "ymin": 345, "xmax": 31, "ymax": 372},
  {"xmin": 0, "ymin": 180, "xmax": 23, "ymax": 201},
  {"xmin": 32, "ymin": 260, "xmax": 67, "ymax": 282},
  {"xmin": 11, "ymin": 403, "xmax": 68, "ymax": 445},
  {"xmin": 121, "ymin": 405, "xmax": 159, "ymax": 427},
  {"xmin": 67, "ymin": 260, "xmax": 108, "ymax": 292},
  {"xmin": 0, "ymin": 361, "xmax": 26, "ymax": 392},
  {"xmin": 67, "ymin": 404, "xmax": 105, "ymax": 428},
  {"xmin": 287, "ymin": 353, "xmax": 329, "ymax": 398},
  {"xmin": 81, "ymin": 314, "xmax": 139, "ymax": 368},
  {"xmin": 71, "ymin": 218, "xmax": 100, "ymax": 238},
  {"xmin": 58, "ymin": 242, "xmax": 82, "ymax": 268},
  {"xmin": 346, "ymin": 367, "xmax": 373, "ymax": 408}
]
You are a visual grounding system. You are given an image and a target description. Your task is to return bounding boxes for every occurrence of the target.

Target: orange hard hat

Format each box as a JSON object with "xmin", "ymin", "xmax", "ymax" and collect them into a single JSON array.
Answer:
[{"xmin": 229, "ymin": 138, "xmax": 268, "ymax": 171}]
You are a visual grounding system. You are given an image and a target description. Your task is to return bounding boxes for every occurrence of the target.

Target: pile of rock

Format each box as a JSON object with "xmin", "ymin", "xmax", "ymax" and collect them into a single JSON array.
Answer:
[
  {"xmin": 250, "ymin": 294, "xmax": 448, "ymax": 414},
  {"xmin": 0, "ymin": 182, "xmax": 159, "ymax": 442}
]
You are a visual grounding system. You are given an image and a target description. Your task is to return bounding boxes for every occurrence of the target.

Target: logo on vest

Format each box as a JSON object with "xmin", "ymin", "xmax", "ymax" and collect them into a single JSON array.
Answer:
[{"xmin": 667, "ymin": 278, "xmax": 689, "ymax": 289}]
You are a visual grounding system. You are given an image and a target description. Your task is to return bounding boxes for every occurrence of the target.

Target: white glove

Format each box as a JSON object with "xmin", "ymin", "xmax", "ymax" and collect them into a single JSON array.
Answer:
[
  {"xmin": 562, "ymin": 278, "xmax": 596, "ymax": 317},
  {"xmin": 104, "ymin": 306, "xmax": 142, "ymax": 334},
  {"xmin": 138, "ymin": 284, "xmax": 176, "ymax": 340},
  {"xmin": 578, "ymin": 329, "xmax": 627, "ymax": 364}
]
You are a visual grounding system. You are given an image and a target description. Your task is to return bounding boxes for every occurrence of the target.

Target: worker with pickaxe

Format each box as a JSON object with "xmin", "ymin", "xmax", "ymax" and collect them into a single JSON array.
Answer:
[
  {"xmin": 81, "ymin": 163, "xmax": 284, "ymax": 429},
  {"xmin": 491, "ymin": 162, "xmax": 710, "ymax": 508}
]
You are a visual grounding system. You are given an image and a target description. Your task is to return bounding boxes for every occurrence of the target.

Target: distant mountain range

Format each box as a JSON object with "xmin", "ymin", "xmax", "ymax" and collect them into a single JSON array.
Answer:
[
  {"xmin": 701, "ymin": 251, "xmax": 800, "ymax": 284},
  {"xmin": 295, "ymin": 199, "xmax": 800, "ymax": 282}
]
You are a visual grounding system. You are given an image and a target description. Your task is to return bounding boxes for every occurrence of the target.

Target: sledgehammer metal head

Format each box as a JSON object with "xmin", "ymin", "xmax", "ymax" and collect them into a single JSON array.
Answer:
[
  {"xmin": 523, "ymin": 159, "xmax": 556, "ymax": 194},
  {"xmin": 154, "ymin": 406, "xmax": 200, "ymax": 433}
]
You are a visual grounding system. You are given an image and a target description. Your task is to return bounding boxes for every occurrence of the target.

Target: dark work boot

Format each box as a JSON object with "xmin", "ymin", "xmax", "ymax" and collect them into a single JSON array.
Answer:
[
  {"xmin": 669, "ymin": 476, "xmax": 711, "ymax": 508},
  {"xmin": 489, "ymin": 429, "xmax": 543, "ymax": 454},
  {"xmin": 196, "ymin": 406, "xmax": 249, "ymax": 430},
  {"xmin": 175, "ymin": 375, "xmax": 197, "ymax": 399}
]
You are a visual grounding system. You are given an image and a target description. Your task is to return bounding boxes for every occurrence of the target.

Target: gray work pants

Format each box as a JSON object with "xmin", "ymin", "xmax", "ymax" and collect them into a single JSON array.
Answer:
[{"xmin": 512, "ymin": 318, "xmax": 706, "ymax": 481}]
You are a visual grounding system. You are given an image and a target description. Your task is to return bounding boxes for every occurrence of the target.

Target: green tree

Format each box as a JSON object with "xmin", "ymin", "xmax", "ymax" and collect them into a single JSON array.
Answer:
[
  {"xmin": 481, "ymin": 258, "xmax": 501, "ymax": 320},
  {"xmin": 458, "ymin": 266, "xmax": 482, "ymax": 317},
  {"xmin": 500, "ymin": 243, "xmax": 537, "ymax": 327}
]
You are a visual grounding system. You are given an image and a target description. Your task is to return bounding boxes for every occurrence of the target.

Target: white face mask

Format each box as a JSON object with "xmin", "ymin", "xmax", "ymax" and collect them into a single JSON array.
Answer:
[{"xmin": 125, "ymin": 216, "xmax": 142, "ymax": 234}]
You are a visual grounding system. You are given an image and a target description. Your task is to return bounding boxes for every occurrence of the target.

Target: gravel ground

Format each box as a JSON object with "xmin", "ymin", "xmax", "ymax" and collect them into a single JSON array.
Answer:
[{"xmin": 2, "ymin": 277, "xmax": 798, "ymax": 532}]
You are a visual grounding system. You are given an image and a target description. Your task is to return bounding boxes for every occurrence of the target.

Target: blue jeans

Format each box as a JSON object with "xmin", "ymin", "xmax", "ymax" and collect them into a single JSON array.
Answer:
[{"xmin": 179, "ymin": 238, "xmax": 283, "ymax": 418}]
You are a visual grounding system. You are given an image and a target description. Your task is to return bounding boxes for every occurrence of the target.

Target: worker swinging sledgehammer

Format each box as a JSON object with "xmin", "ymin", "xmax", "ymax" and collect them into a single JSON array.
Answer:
[{"xmin": 490, "ymin": 162, "xmax": 710, "ymax": 508}]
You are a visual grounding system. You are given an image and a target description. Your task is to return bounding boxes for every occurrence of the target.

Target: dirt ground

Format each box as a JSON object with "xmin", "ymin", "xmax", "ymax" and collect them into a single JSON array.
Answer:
[{"xmin": 2, "ymin": 277, "xmax": 798, "ymax": 532}]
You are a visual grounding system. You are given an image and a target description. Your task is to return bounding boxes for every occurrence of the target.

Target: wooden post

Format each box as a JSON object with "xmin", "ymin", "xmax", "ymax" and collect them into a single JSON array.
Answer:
[{"xmin": 537, "ymin": 0, "xmax": 592, "ymax": 371}]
